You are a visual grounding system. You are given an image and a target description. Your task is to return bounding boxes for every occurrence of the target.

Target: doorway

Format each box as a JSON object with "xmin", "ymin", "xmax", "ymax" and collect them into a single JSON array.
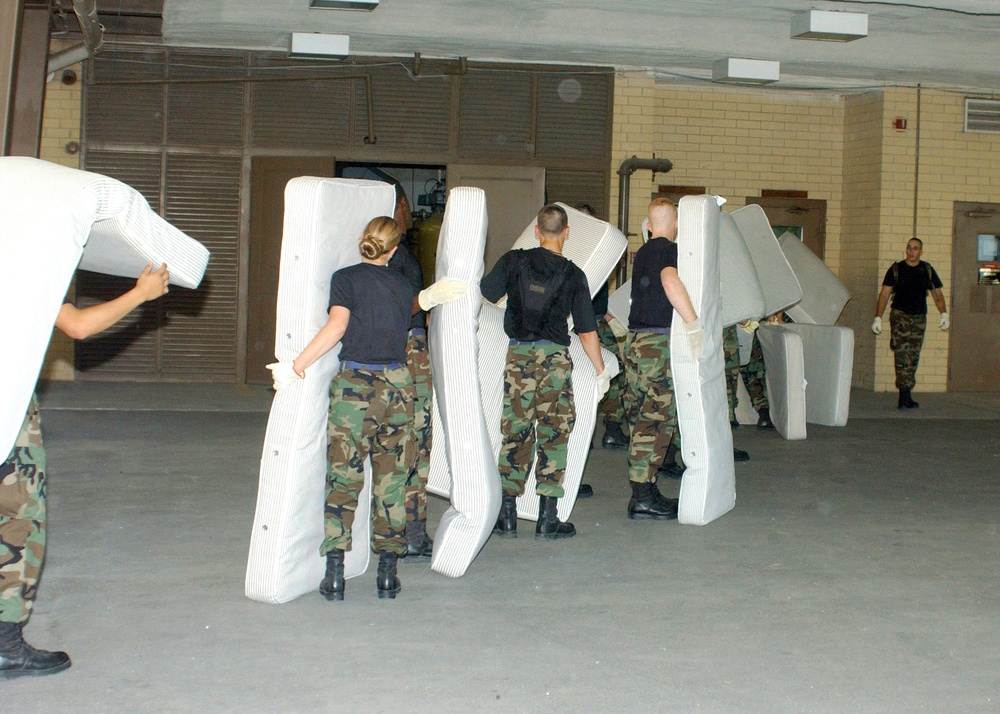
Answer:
[
  {"xmin": 746, "ymin": 197, "xmax": 827, "ymax": 260},
  {"xmin": 949, "ymin": 202, "xmax": 1000, "ymax": 392}
]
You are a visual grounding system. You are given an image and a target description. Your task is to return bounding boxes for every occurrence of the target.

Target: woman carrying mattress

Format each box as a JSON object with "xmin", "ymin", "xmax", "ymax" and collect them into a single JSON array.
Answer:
[{"xmin": 268, "ymin": 217, "xmax": 464, "ymax": 600}]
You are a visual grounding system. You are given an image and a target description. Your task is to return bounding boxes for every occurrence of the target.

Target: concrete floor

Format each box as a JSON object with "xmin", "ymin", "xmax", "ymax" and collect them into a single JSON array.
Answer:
[{"xmin": 4, "ymin": 382, "xmax": 1000, "ymax": 713}]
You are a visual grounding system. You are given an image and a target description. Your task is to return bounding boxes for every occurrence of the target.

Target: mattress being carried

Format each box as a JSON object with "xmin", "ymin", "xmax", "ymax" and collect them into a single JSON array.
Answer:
[
  {"xmin": 719, "ymin": 211, "xmax": 766, "ymax": 327},
  {"xmin": 756, "ymin": 323, "xmax": 808, "ymax": 440},
  {"xmin": 730, "ymin": 204, "xmax": 802, "ymax": 318},
  {"xmin": 784, "ymin": 324, "xmax": 854, "ymax": 427},
  {"xmin": 0, "ymin": 157, "xmax": 209, "ymax": 458},
  {"xmin": 245, "ymin": 178, "xmax": 395, "ymax": 604},
  {"xmin": 778, "ymin": 232, "xmax": 851, "ymax": 325}
]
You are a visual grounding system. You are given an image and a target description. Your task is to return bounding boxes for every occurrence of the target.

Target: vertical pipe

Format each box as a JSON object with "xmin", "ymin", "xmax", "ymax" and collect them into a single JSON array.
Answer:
[{"xmin": 912, "ymin": 83, "xmax": 921, "ymax": 239}]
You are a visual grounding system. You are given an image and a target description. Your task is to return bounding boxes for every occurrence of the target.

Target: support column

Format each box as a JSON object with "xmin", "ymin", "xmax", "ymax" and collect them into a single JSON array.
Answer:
[
  {"xmin": 0, "ymin": 2, "xmax": 23, "ymax": 154},
  {"xmin": 7, "ymin": 1, "xmax": 51, "ymax": 158}
]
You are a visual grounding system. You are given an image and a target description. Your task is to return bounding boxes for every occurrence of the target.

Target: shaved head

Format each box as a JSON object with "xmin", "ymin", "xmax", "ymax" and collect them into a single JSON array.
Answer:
[{"xmin": 647, "ymin": 197, "xmax": 677, "ymax": 240}]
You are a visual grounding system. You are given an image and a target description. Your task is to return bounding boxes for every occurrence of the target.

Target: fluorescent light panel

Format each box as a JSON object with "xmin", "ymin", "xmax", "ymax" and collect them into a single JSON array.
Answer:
[
  {"xmin": 309, "ymin": 0, "xmax": 378, "ymax": 9},
  {"xmin": 791, "ymin": 10, "xmax": 867, "ymax": 41},
  {"xmin": 712, "ymin": 58, "xmax": 780, "ymax": 85},
  {"xmin": 290, "ymin": 32, "xmax": 350, "ymax": 58}
]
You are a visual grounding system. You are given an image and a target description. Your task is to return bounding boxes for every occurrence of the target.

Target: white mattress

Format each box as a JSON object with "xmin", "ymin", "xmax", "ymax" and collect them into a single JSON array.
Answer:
[
  {"xmin": 606, "ymin": 279, "xmax": 633, "ymax": 329},
  {"xmin": 0, "ymin": 157, "xmax": 209, "ymax": 459},
  {"xmin": 245, "ymin": 177, "xmax": 395, "ymax": 604},
  {"xmin": 427, "ymin": 204, "xmax": 626, "ymax": 527},
  {"xmin": 730, "ymin": 205, "xmax": 802, "ymax": 318},
  {"xmin": 671, "ymin": 196, "xmax": 736, "ymax": 525},
  {"xmin": 719, "ymin": 211, "xmax": 766, "ymax": 327},
  {"xmin": 785, "ymin": 324, "xmax": 854, "ymax": 427},
  {"xmin": 424, "ymin": 188, "xmax": 498, "ymax": 579},
  {"xmin": 778, "ymin": 232, "xmax": 851, "ymax": 326},
  {"xmin": 755, "ymin": 324, "xmax": 808, "ymax": 440}
]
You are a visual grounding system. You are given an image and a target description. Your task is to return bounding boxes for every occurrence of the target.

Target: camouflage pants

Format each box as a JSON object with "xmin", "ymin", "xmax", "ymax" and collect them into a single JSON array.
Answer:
[
  {"xmin": 322, "ymin": 366, "xmax": 415, "ymax": 557},
  {"xmin": 625, "ymin": 331, "xmax": 676, "ymax": 484},
  {"xmin": 740, "ymin": 331, "xmax": 769, "ymax": 411},
  {"xmin": 890, "ymin": 309, "xmax": 926, "ymax": 390},
  {"xmin": 404, "ymin": 330, "xmax": 432, "ymax": 523},
  {"xmin": 0, "ymin": 395, "xmax": 46, "ymax": 625},
  {"xmin": 723, "ymin": 325, "xmax": 740, "ymax": 421},
  {"xmin": 596, "ymin": 318, "xmax": 627, "ymax": 426},
  {"xmin": 498, "ymin": 342, "xmax": 576, "ymax": 499}
]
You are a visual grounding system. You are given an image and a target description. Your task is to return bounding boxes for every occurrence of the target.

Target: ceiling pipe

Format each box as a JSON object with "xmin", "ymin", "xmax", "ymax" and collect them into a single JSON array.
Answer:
[
  {"xmin": 47, "ymin": 0, "xmax": 104, "ymax": 76},
  {"xmin": 615, "ymin": 155, "xmax": 673, "ymax": 285}
]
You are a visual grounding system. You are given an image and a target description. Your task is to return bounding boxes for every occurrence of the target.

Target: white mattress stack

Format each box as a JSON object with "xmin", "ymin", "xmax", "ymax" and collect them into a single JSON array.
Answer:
[
  {"xmin": 0, "ymin": 157, "xmax": 208, "ymax": 458},
  {"xmin": 671, "ymin": 196, "xmax": 736, "ymax": 525},
  {"xmin": 246, "ymin": 177, "xmax": 395, "ymax": 604}
]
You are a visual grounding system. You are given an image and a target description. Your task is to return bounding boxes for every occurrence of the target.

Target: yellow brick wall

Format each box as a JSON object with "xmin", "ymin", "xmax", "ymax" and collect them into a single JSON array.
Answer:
[
  {"xmin": 37, "ymin": 43, "xmax": 83, "ymax": 381},
  {"xmin": 612, "ymin": 74, "xmax": 1000, "ymax": 393}
]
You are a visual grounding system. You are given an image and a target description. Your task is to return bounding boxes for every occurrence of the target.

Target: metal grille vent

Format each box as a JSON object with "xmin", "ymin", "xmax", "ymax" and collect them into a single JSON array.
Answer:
[{"xmin": 965, "ymin": 99, "xmax": 1000, "ymax": 134}]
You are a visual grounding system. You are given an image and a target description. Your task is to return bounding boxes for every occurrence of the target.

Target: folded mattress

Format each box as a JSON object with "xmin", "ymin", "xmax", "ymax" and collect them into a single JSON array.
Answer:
[
  {"xmin": 778, "ymin": 232, "xmax": 851, "ymax": 325},
  {"xmin": 427, "ymin": 204, "xmax": 626, "ymax": 529},
  {"xmin": 719, "ymin": 211, "xmax": 766, "ymax": 327},
  {"xmin": 423, "ymin": 187, "xmax": 498, "ymax": 578},
  {"xmin": 0, "ymin": 157, "xmax": 208, "ymax": 459},
  {"xmin": 246, "ymin": 177, "xmax": 395, "ymax": 604},
  {"xmin": 785, "ymin": 324, "xmax": 854, "ymax": 427},
  {"xmin": 671, "ymin": 196, "xmax": 736, "ymax": 525},
  {"xmin": 755, "ymin": 324, "xmax": 808, "ymax": 440},
  {"xmin": 730, "ymin": 205, "xmax": 802, "ymax": 318}
]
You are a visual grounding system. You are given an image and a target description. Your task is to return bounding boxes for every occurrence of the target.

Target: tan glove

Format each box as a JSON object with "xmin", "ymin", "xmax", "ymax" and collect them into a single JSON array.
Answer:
[
  {"xmin": 684, "ymin": 318, "xmax": 705, "ymax": 361},
  {"xmin": 607, "ymin": 316, "xmax": 628, "ymax": 340},
  {"xmin": 738, "ymin": 319, "xmax": 759, "ymax": 334},
  {"xmin": 939, "ymin": 312, "xmax": 950, "ymax": 331},
  {"xmin": 595, "ymin": 365, "xmax": 612, "ymax": 401},
  {"xmin": 871, "ymin": 316, "xmax": 883, "ymax": 335},
  {"xmin": 418, "ymin": 278, "xmax": 467, "ymax": 311},
  {"xmin": 266, "ymin": 361, "xmax": 303, "ymax": 391}
]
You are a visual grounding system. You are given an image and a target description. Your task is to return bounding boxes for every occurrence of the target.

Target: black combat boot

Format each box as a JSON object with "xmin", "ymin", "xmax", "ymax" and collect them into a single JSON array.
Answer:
[
  {"xmin": 656, "ymin": 443, "xmax": 684, "ymax": 480},
  {"xmin": 733, "ymin": 448, "xmax": 750, "ymax": 462},
  {"xmin": 318, "ymin": 550, "xmax": 345, "ymax": 601},
  {"xmin": 493, "ymin": 494, "xmax": 518, "ymax": 538},
  {"xmin": 898, "ymin": 388, "xmax": 919, "ymax": 409},
  {"xmin": 0, "ymin": 622, "xmax": 71, "ymax": 680},
  {"xmin": 756, "ymin": 408, "xmax": 774, "ymax": 429},
  {"xmin": 535, "ymin": 495, "xmax": 576, "ymax": 540},
  {"xmin": 577, "ymin": 483, "xmax": 594, "ymax": 498},
  {"xmin": 376, "ymin": 551, "xmax": 401, "ymax": 600},
  {"xmin": 601, "ymin": 420, "xmax": 629, "ymax": 450},
  {"xmin": 627, "ymin": 481, "xmax": 678, "ymax": 521},
  {"xmin": 404, "ymin": 520, "xmax": 433, "ymax": 560}
]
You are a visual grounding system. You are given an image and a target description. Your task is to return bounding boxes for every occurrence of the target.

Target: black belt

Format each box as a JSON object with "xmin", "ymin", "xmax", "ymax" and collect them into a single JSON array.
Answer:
[
  {"xmin": 509, "ymin": 338, "xmax": 555, "ymax": 345},
  {"xmin": 341, "ymin": 360, "xmax": 404, "ymax": 371}
]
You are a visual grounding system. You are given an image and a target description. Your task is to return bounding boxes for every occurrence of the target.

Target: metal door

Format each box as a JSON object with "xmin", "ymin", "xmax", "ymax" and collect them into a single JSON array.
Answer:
[
  {"xmin": 746, "ymin": 197, "xmax": 827, "ymax": 260},
  {"xmin": 949, "ymin": 202, "xmax": 1000, "ymax": 392}
]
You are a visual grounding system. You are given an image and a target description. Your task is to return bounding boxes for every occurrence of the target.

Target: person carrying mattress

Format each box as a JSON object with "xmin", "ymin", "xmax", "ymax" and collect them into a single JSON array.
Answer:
[
  {"xmin": 624, "ymin": 197, "xmax": 703, "ymax": 521},
  {"xmin": 481, "ymin": 204, "xmax": 611, "ymax": 541},
  {"xmin": 872, "ymin": 237, "xmax": 949, "ymax": 409},
  {"xmin": 268, "ymin": 217, "xmax": 464, "ymax": 601},
  {"xmin": 387, "ymin": 185, "xmax": 434, "ymax": 560},
  {"xmin": 1, "ymin": 263, "xmax": 170, "ymax": 680}
]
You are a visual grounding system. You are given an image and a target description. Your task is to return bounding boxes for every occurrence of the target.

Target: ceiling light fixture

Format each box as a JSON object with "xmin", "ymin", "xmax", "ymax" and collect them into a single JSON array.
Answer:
[
  {"xmin": 309, "ymin": 0, "xmax": 378, "ymax": 10},
  {"xmin": 791, "ymin": 10, "xmax": 867, "ymax": 41},
  {"xmin": 712, "ymin": 58, "xmax": 780, "ymax": 85}
]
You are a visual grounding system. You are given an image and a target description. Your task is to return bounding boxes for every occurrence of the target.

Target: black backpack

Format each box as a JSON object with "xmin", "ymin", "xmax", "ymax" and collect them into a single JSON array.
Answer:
[
  {"xmin": 892, "ymin": 260, "xmax": 935, "ymax": 292},
  {"xmin": 509, "ymin": 251, "xmax": 573, "ymax": 336}
]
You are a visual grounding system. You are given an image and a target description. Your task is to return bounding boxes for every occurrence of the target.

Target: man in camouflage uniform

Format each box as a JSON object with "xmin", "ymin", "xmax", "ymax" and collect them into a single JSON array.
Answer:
[
  {"xmin": 872, "ymin": 237, "xmax": 949, "ymax": 409},
  {"xmin": 723, "ymin": 324, "xmax": 741, "ymax": 425},
  {"xmin": 322, "ymin": 365, "xmax": 415, "ymax": 558},
  {"xmin": 481, "ymin": 204, "xmax": 609, "ymax": 540},
  {"xmin": 1, "ymin": 263, "xmax": 169, "ymax": 679},
  {"xmin": 625, "ymin": 198, "xmax": 704, "ymax": 520}
]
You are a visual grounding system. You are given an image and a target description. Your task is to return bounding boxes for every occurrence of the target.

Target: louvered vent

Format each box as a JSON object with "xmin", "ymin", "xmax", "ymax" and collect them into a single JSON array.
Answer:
[
  {"xmin": 86, "ymin": 47, "xmax": 165, "ymax": 146},
  {"xmin": 353, "ymin": 62, "xmax": 452, "ymax": 151},
  {"xmin": 965, "ymin": 99, "xmax": 1000, "ymax": 134},
  {"xmin": 536, "ymin": 74, "xmax": 611, "ymax": 160},
  {"xmin": 545, "ymin": 169, "xmax": 608, "ymax": 219},
  {"xmin": 459, "ymin": 72, "xmax": 533, "ymax": 158},
  {"xmin": 167, "ymin": 50, "xmax": 245, "ymax": 148}
]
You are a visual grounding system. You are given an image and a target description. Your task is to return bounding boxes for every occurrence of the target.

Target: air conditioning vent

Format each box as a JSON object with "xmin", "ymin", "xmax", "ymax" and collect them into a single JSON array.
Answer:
[{"xmin": 965, "ymin": 99, "xmax": 1000, "ymax": 134}]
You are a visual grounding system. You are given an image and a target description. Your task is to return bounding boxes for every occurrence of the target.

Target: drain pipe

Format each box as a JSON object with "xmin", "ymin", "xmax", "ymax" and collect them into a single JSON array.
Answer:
[
  {"xmin": 47, "ymin": 0, "xmax": 104, "ymax": 76},
  {"xmin": 615, "ymin": 155, "xmax": 673, "ymax": 285}
]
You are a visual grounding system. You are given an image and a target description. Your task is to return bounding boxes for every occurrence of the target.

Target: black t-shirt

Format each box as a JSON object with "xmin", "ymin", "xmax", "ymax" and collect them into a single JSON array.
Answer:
[
  {"xmin": 480, "ymin": 247, "xmax": 597, "ymax": 345},
  {"xmin": 328, "ymin": 262, "xmax": 415, "ymax": 363},
  {"xmin": 592, "ymin": 282, "xmax": 610, "ymax": 318},
  {"xmin": 629, "ymin": 237, "xmax": 679, "ymax": 329},
  {"xmin": 882, "ymin": 260, "xmax": 943, "ymax": 315},
  {"xmin": 388, "ymin": 243, "xmax": 425, "ymax": 330}
]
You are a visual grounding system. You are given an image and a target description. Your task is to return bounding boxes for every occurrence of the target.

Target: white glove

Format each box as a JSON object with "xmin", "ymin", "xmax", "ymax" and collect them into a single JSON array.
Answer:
[
  {"xmin": 683, "ymin": 318, "xmax": 705, "ymax": 361},
  {"xmin": 595, "ymin": 365, "xmax": 612, "ymax": 401},
  {"xmin": 738, "ymin": 319, "xmax": 759, "ymax": 334},
  {"xmin": 939, "ymin": 312, "xmax": 950, "ymax": 331},
  {"xmin": 607, "ymin": 316, "xmax": 628, "ymax": 340},
  {"xmin": 266, "ymin": 361, "xmax": 302, "ymax": 392},
  {"xmin": 418, "ymin": 278, "xmax": 467, "ymax": 311},
  {"xmin": 871, "ymin": 316, "xmax": 882, "ymax": 335}
]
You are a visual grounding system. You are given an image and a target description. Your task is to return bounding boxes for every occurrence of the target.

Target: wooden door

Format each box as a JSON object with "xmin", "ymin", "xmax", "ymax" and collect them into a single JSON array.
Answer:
[
  {"xmin": 949, "ymin": 202, "xmax": 1000, "ymax": 392},
  {"xmin": 746, "ymin": 197, "xmax": 827, "ymax": 260},
  {"xmin": 246, "ymin": 156, "xmax": 334, "ymax": 384},
  {"xmin": 446, "ymin": 164, "xmax": 546, "ymax": 274}
]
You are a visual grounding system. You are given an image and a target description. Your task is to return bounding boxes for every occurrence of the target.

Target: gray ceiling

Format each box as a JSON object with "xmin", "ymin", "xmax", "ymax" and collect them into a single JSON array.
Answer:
[{"xmin": 161, "ymin": 1, "xmax": 1000, "ymax": 91}]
